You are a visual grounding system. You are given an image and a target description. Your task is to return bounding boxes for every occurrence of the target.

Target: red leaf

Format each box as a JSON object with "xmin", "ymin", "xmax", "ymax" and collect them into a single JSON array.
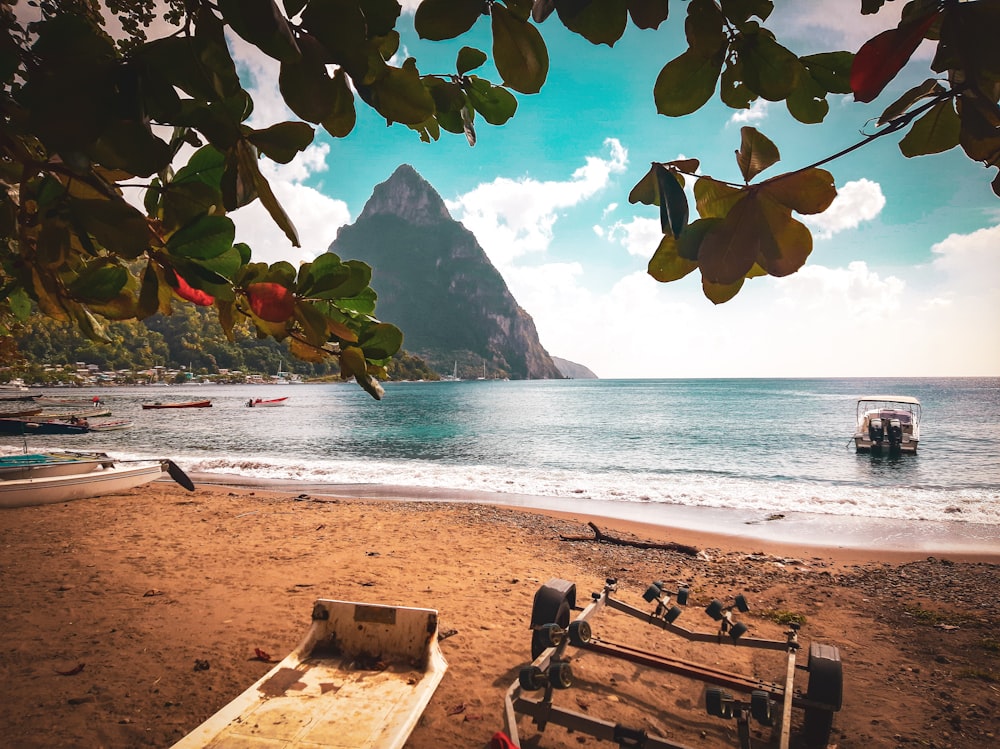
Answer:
[
  {"xmin": 174, "ymin": 274, "xmax": 215, "ymax": 306},
  {"xmin": 851, "ymin": 11, "xmax": 940, "ymax": 103},
  {"xmin": 252, "ymin": 648, "xmax": 276, "ymax": 662},
  {"xmin": 246, "ymin": 282, "xmax": 295, "ymax": 322}
]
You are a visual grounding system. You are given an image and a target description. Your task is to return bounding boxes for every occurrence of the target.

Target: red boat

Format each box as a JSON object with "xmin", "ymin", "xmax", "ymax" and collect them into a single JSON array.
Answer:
[
  {"xmin": 246, "ymin": 397, "xmax": 288, "ymax": 408},
  {"xmin": 141, "ymin": 400, "xmax": 213, "ymax": 409}
]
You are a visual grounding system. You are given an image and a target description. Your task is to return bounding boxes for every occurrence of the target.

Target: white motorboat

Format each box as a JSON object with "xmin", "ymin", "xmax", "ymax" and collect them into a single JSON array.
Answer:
[
  {"xmin": 853, "ymin": 395, "xmax": 921, "ymax": 454},
  {"xmin": 0, "ymin": 458, "xmax": 194, "ymax": 508}
]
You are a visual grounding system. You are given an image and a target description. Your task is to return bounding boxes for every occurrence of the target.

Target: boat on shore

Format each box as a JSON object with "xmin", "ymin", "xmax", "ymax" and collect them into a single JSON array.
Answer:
[
  {"xmin": 33, "ymin": 407, "xmax": 112, "ymax": 420},
  {"xmin": 170, "ymin": 599, "xmax": 447, "ymax": 749},
  {"xmin": 142, "ymin": 399, "xmax": 212, "ymax": 409},
  {"xmin": 245, "ymin": 396, "xmax": 288, "ymax": 407},
  {"xmin": 0, "ymin": 418, "xmax": 90, "ymax": 435},
  {"xmin": 88, "ymin": 418, "xmax": 134, "ymax": 432},
  {"xmin": 0, "ymin": 451, "xmax": 113, "ymax": 480},
  {"xmin": 852, "ymin": 395, "xmax": 921, "ymax": 455},
  {"xmin": 0, "ymin": 459, "xmax": 186, "ymax": 508}
]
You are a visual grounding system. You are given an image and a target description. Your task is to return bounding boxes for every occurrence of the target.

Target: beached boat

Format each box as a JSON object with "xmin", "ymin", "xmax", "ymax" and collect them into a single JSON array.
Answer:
[
  {"xmin": 171, "ymin": 599, "xmax": 447, "ymax": 749},
  {"xmin": 88, "ymin": 418, "xmax": 134, "ymax": 432},
  {"xmin": 0, "ymin": 451, "xmax": 113, "ymax": 479},
  {"xmin": 0, "ymin": 418, "xmax": 90, "ymax": 435},
  {"xmin": 142, "ymin": 399, "xmax": 212, "ymax": 409},
  {"xmin": 33, "ymin": 407, "xmax": 112, "ymax": 420},
  {"xmin": 0, "ymin": 407, "xmax": 42, "ymax": 418},
  {"xmin": 0, "ymin": 460, "xmax": 181, "ymax": 508},
  {"xmin": 853, "ymin": 395, "xmax": 921, "ymax": 455},
  {"xmin": 245, "ymin": 396, "xmax": 288, "ymax": 407}
]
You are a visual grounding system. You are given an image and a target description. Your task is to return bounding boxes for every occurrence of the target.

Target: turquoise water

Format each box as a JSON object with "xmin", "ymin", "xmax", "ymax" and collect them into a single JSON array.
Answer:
[{"xmin": 4, "ymin": 377, "xmax": 998, "ymax": 533}]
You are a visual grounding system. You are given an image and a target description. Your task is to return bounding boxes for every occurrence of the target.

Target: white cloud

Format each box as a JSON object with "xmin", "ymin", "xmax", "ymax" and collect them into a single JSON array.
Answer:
[
  {"xmin": 605, "ymin": 217, "xmax": 663, "ymax": 258},
  {"xmin": 729, "ymin": 99, "xmax": 770, "ymax": 126},
  {"xmin": 445, "ymin": 139, "xmax": 628, "ymax": 268},
  {"xmin": 803, "ymin": 178, "xmax": 886, "ymax": 239}
]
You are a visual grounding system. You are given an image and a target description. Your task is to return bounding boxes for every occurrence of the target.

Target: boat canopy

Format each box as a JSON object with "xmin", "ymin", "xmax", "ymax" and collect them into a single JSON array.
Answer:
[{"xmin": 857, "ymin": 395, "xmax": 921, "ymax": 405}]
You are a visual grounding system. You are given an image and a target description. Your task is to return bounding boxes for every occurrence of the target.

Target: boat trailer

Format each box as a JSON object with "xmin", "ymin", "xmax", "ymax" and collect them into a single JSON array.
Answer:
[{"xmin": 502, "ymin": 578, "xmax": 842, "ymax": 749}]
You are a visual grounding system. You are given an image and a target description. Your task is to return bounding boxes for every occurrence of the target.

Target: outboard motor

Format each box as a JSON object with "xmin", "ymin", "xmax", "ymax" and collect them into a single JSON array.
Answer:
[
  {"xmin": 868, "ymin": 418, "xmax": 884, "ymax": 445},
  {"xmin": 887, "ymin": 418, "xmax": 903, "ymax": 449}
]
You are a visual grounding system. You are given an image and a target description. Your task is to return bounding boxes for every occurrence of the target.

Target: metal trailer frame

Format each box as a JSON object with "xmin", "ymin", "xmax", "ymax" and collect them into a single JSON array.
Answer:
[{"xmin": 502, "ymin": 578, "xmax": 842, "ymax": 749}]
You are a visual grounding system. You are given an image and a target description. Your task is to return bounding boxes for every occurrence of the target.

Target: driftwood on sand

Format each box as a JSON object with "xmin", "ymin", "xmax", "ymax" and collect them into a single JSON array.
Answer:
[{"xmin": 559, "ymin": 521, "xmax": 699, "ymax": 556}]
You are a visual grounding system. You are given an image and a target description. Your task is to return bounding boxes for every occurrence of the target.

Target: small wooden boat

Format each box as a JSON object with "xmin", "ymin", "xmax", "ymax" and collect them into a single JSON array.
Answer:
[
  {"xmin": 0, "ymin": 452, "xmax": 113, "ymax": 480},
  {"xmin": 246, "ymin": 396, "xmax": 289, "ymax": 407},
  {"xmin": 33, "ymin": 407, "xmax": 112, "ymax": 420},
  {"xmin": 0, "ymin": 418, "xmax": 90, "ymax": 435},
  {"xmin": 0, "ymin": 460, "xmax": 177, "ymax": 508},
  {"xmin": 142, "ymin": 399, "xmax": 212, "ymax": 409},
  {"xmin": 88, "ymin": 418, "xmax": 134, "ymax": 432},
  {"xmin": 171, "ymin": 599, "xmax": 447, "ymax": 749},
  {"xmin": 0, "ymin": 407, "xmax": 42, "ymax": 418}
]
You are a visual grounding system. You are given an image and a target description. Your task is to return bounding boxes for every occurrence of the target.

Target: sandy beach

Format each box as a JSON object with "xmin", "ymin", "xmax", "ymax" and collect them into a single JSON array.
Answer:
[{"xmin": 1, "ymin": 479, "xmax": 998, "ymax": 748}]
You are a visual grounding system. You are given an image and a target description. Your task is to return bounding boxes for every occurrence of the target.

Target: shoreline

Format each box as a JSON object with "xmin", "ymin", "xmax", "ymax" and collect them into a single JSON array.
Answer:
[{"xmin": 188, "ymin": 472, "xmax": 1000, "ymax": 563}]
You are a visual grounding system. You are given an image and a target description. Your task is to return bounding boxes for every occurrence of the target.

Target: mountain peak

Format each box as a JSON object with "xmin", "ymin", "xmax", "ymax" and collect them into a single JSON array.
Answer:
[{"xmin": 357, "ymin": 164, "xmax": 451, "ymax": 225}]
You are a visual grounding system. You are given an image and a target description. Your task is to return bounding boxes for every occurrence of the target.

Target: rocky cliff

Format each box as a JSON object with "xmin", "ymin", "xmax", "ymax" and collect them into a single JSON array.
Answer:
[{"xmin": 328, "ymin": 165, "xmax": 564, "ymax": 381}]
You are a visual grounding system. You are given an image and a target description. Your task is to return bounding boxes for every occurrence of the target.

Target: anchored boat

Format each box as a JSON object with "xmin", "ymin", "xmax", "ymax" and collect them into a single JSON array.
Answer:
[{"xmin": 852, "ymin": 395, "xmax": 921, "ymax": 455}]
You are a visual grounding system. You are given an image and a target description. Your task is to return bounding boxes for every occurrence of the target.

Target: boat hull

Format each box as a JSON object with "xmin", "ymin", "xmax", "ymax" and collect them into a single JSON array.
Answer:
[
  {"xmin": 171, "ymin": 599, "xmax": 447, "ymax": 749},
  {"xmin": 0, "ymin": 452, "xmax": 113, "ymax": 480},
  {"xmin": 854, "ymin": 436, "xmax": 918, "ymax": 455},
  {"xmin": 0, "ymin": 463, "xmax": 166, "ymax": 508},
  {"xmin": 0, "ymin": 418, "xmax": 90, "ymax": 435},
  {"xmin": 142, "ymin": 400, "xmax": 212, "ymax": 409}
]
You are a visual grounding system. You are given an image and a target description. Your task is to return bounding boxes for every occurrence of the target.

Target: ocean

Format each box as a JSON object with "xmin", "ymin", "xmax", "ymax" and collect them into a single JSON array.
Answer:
[{"xmin": 4, "ymin": 377, "xmax": 998, "ymax": 552}]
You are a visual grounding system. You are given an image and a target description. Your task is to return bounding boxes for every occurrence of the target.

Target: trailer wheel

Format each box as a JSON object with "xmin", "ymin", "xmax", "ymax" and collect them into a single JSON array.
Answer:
[
  {"xmin": 519, "ymin": 665, "xmax": 545, "ymax": 691},
  {"xmin": 548, "ymin": 662, "xmax": 573, "ymax": 689},
  {"xmin": 750, "ymin": 690, "xmax": 774, "ymax": 726},
  {"xmin": 801, "ymin": 643, "xmax": 842, "ymax": 747},
  {"xmin": 729, "ymin": 621, "xmax": 748, "ymax": 640},
  {"xmin": 568, "ymin": 620, "xmax": 591, "ymax": 646},
  {"xmin": 676, "ymin": 587, "xmax": 689, "ymax": 605},
  {"xmin": 530, "ymin": 579, "xmax": 575, "ymax": 659},
  {"xmin": 705, "ymin": 599, "xmax": 724, "ymax": 621},
  {"xmin": 735, "ymin": 593, "xmax": 750, "ymax": 612},
  {"xmin": 705, "ymin": 687, "xmax": 734, "ymax": 719}
]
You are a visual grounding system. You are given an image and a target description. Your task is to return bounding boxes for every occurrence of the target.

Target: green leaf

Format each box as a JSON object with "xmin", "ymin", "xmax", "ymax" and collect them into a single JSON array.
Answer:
[
  {"xmin": 414, "ymin": 0, "xmax": 483, "ymax": 40},
  {"xmin": 248, "ymin": 121, "xmax": 315, "ymax": 164},
  {"xmin": 878, "ymin": 78, "xmax": 944, "ymax": 126},
  {"xmin": 7, "ymin": 287, "xmax": 33, "ymax": 322},
  {"xmin": 654, "ymin": 48, "xmax": 724, "ymax": 117},
  {"xmin": 456, "ymin": 46, "xmax": 488, "ymax": 76},
  {"xmin": 67, "ymin": 262, "xmax": 129, "ymax": 303},
  {"xmin": 161, "ymin": 181, "xmax": 225, "ymax": 234},
  {"xmin": 800, "ymin": 51, "xmax": 855, "ymax": 94},
  {"xmin": 737, "ymin": 29, "xmax": 799, "ymax": 102},
  {"xmin": 721, "ymin": 56, "xmax": 755, "ymax": 110},
  {"xmin": 322, "ymin": 69, "xmax": 358, "ymax": 138},
  {"xmin": 759, "ymin": 168, "xmax": 836, "ymax": 215},
  {"xmin": 300, "ymin": 0, "xmax": 369, "ymax": 80},
  {"xmin": 70, "ymin": 198, "xmax": 152, "ymax": 258},
  {"xmin": 653, "ymin": 164, "xmax": 688, "ymax": 238},
  {"xmin": 555, "ymin": 0, "xmax": 629, "ymax": 47},
  {"xmin": 736, "ymin": 126, "xmax": 780, "ymax": 182},
  {"xmin": 491, "ymin": 4, "xmax": 549, "ymax": 94},
  {"xmin": 234, "ymin": 139, "xmax": 300, "ymax": 246},
  {"xmin": 217, "ymin": 0, "xmax": 300, "ymax": 62},
  {"xmin": 366, "ymin": 58, "xmax": 436, "ymax": 125},
  {"xmin": 685, "ymin": 0, "xmax": 727, "ymax": 57},
  {"xmin": 694, "ymin": 178, "xmax": 744, "ymax": 218},
  {"xmin": 167, "ymin": 214, "xmax": 236, "ymax": 260},
  {"xmin": 628, "ymin": 166, "xmax": 659, "ymax": 206},
  {"xmin": 702, "ymin": 275, "xmax": 744, "ymax": 304},
  {"xmin": 173, "ymin": 145, "xmax": 226, "ymax": 187},
  {"xmin": 87, "ymin": 120, "xmax": 172, "ymax": 178},
  {"xmin": 358, "ymin": 322, "xmax": 404, "ymax": 360},
  {"xmin": 627, "ymin": 0, "xmax": 671, "ymax": 30},
  {"xmin": 677, "ymin": 217, "xmax": 722, "ymax": 261},
  {"xmin": 785, "ymin": 70, "xmax": 829, "ymax": 124},
  {"xmin": 465, "ymin": 76, "xmax": 518, "ymax": 125},
  {"xmin": 698, "ymin": 199, "xmax": 759, "ymax": 285},
  {"xmin": 899, "ymin": 99, "xmax": 961, "ymax": 157},
  {"xmin": 720, "ymin": 0, "xmax": 773, "ymax": 24},
  {"xmin": 279, "ymin": 34, "xmax": 344, "ymax": 124},
  {"xmin": 647, "ymin": 233, "xmax": 698, "ymax": 282},
  {"xmin": 359, "ymin": 0, "xmax": 403, "ymax": 37},
  {"xmin": 294, "ymin": 299, "xmax": 334, "ymax": 347}
]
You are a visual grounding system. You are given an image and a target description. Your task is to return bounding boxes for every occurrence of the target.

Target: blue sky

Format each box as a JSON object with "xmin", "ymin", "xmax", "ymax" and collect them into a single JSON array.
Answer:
[{"xmin": 136, "ymin": 3, "xmax": 1000, "ymax": 377}]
